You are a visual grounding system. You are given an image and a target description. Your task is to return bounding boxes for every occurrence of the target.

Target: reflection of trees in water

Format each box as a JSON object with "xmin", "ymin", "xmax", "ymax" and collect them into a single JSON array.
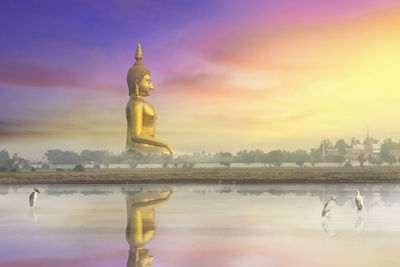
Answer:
[
  {"xmin": 0, "ymin": 186, "xmax": 10, "ymax": 195},
  {"xmin": 45, "ymin": 190, "xmax": 115, "ymax": 196},
  {"xmin": 192, "ymin": 186, "xmax": 234, "ymax": 194},
  {"xmin": 236, "ymin": 189, "xmax": 325, "ymax": 203},
  {"xmin": 194, "ymin": 184, "xmax": 400, "ymax": 208},
  {"xmin": 45, "ymin": 185, "xmax": 79, "ymax": 196},
  {"xmin": 44, "ymin": 184, "xmax": 177, "ymax": 197},
  {"xmin": 380, "ymin": 189, "xmax": 396, "ymax": 207},
  {"xmin": 4, "ymin": 183, "xmax": 400, "ymax": 209},
  {"xmin": 219, "ymin": 187, "xmax": 233, "ymax": 193},
  {"xmin": 80, "ymin": 191, "xmax": 111, "ymax": 196},
  {"xmin": 192, "ymin": 189, "xmax": 213, "ymax": 195},
  {"xmin": 45, "ymin": 185, "xmax": 163, "ymax": 196},
  {"xmin": 236, "ymin": 190, "xmax": 264, "ymax": 196}
]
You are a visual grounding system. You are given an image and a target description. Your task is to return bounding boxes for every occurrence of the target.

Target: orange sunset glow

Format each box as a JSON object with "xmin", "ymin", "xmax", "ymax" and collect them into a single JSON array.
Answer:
[{"xmin": 1, "ymin": 1, "xmax": 400, "ymax": 158}]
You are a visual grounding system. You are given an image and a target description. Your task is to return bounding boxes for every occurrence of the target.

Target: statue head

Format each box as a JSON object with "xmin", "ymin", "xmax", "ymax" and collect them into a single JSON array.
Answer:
[{"xmin": 127, "ymin": 43, "xmax": 153, "ymax": 97}]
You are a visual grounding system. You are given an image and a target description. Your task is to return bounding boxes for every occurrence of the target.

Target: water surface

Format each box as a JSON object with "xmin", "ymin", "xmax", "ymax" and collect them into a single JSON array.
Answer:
[{"xmin": 1, "ymin": 183, "xmax": 400, "ymax": 267}]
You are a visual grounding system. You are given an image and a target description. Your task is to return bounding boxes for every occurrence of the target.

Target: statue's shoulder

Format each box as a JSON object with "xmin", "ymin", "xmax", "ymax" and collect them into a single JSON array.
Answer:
[{"xmin": 127, "ymin": 98, "xmax": 145, "ymax": 108}]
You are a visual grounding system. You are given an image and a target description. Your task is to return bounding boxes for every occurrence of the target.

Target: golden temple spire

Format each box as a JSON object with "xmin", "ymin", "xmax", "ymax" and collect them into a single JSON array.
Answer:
[{"xmin": 135, "ymin": 42, "xmax": 143, "ymax": 60}]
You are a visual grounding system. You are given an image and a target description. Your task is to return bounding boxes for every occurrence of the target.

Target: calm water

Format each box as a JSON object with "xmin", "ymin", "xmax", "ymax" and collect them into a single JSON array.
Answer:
[{"xmin": 1, "ymin": 183, "xmax": 400, "ymax": 267}]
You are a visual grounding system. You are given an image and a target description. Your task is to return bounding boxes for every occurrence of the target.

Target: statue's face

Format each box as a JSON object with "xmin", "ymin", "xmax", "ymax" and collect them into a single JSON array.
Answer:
[{"xmin": 137, "ymin": 74, "xmax": 153, "ymax": 97}]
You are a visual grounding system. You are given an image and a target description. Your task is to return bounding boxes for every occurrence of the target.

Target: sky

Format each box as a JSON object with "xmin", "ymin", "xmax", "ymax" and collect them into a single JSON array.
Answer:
[{"xmin": 1, "ymin": 0, "xmax": 400, "ymax": 159}]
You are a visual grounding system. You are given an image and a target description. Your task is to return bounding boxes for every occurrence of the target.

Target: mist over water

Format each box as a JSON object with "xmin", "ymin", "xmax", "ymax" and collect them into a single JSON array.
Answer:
[{"xmin": 1, "ymin": 183, "xmax": 400, "ymax": 266}]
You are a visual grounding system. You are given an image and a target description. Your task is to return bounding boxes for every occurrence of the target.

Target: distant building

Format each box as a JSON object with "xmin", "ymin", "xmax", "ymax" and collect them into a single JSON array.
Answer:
[
  {"xmin": 353, "ymin": 144, "xmax": 364, "ymax": 150},
  {"xmin": 344, "ymin": 149, "xmax": 364, "ymax": 161},
  {"xmin": 389, "ymin": 150, "xmax": 400, "ymax": 158},
  {"xmin": 372, "ymin": 144, "xmax": 381, "ymax": 154},
  {"xmin": 11, "ymin": 153, "xmax": 19, "ymax": 168},
  {"xmin": 326, "ymin": 149, "xmax": 339, "ymax": 156},
  {"xmin": 342, "ymin": 132, "xmax": 381, "ymax": 162}
]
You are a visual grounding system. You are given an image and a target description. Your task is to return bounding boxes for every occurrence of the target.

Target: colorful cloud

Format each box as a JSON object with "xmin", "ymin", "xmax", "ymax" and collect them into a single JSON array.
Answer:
[{"xmin": 0, "ymin": 1, "xmax": 400, "ymax": 158}]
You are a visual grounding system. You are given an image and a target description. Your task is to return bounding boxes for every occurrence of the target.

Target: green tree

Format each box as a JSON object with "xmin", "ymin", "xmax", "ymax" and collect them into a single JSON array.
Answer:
[
  {"xmin": 267, "ymin": 150, "xmax": 284, "ymax": 167},
  {"xmin": 220, "ymin": 162, "xmax": 231, "ymax": 168},
  {"xmin": 357, "ymin": 153, "xmax": 366, "ymax": 167},
  {"xmin": 80, "ymin": 150, "xmax": 111, "ymax": 164},
  {"xmin": 281, "ymin": 151, "xmax": 296, "ymax": 163},
  {"xmin": 214, "ymin": 152, "xmax": 234, "ymax": 167},
  {"xmin": 249, "ymin": 150, "xmax": 264, "ymax": 163},
  {"xmin": 388, "ymin": 155, "xmax": 397, "ymax": 165},
  {"xmin": 367, "ymin": 154, "xmax": 376, "ymax": 165},
  {"xmin": 325, "ymin": 154, "xmax": 345, "ymax": 166},
  {"xmin": 73, "ymin": 164, "xmax": 85, "ymax": 172},
  {"xmin": 309, "ymin": 148, "xmax": 322, "ymax": 166},
  {"xmin": 380, "ymin": 138, "xmax": 400, "ymax": 164},
  {"xmin": 44, "ymin": 149, "xmax": 81, "ymax": 164},
  {"xmin": 236, "ymin": 150, "xmax": 250, "ymax": 164},
  {"xmin": 319, "ymin": 139, "xmax": 333, "ymax": 156},
  {"xmin": 0, "ymin": 150, "xmax": 10, "ymax": 168},
  {"xmin": 335, "ymin": 139, "xmax": 347, "ymax": 156},
  {"xmin": 261, "ymin": 153, "xmax": 271, "ymax": 168},
  {"xmin": 294, "ymin": 150, "xmax": 308, "ymax": 167},
  {"xmin": 344, "ymin": 162, "xmax": 352, "ymax": 168}
]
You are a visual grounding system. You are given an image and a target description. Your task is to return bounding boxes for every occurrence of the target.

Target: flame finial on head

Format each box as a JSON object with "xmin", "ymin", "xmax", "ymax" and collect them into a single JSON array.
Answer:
[{"xmin": 135, "ymin": 42, "xmax": 143, "ymax": 60}]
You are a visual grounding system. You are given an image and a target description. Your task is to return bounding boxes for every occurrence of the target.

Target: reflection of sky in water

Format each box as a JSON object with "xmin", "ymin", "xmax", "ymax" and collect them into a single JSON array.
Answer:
[{"xmin": 1, "ymin": 183, "xmax": 400, "ymax": 266}]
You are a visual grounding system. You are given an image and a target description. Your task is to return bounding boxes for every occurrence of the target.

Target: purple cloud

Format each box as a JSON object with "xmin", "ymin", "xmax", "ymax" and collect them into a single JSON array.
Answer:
[{"xmin": 0, "ymin": 62, "xmax": 83, "ymax": 88}]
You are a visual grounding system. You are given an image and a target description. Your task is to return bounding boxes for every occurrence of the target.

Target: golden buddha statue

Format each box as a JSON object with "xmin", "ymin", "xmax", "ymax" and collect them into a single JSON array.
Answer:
[
  {"xmin": 126, "ymin": 43, "xmax": 175, "ymax": 156},
  {"xmin": 125, "ymin": 189, "xmax": 175, "ymax": 267}
]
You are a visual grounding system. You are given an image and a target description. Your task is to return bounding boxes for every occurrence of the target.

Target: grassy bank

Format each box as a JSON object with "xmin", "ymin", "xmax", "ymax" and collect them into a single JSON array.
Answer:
[{"xmin": 2, "ymin": 167, "xmax": 400, "ymax": 184}]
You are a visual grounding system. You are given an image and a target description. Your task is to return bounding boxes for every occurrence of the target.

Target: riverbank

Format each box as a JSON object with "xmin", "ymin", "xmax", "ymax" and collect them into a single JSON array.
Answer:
[{"xmin": 2, "ymin": 167, "xmax": 400, "ymax": 184}]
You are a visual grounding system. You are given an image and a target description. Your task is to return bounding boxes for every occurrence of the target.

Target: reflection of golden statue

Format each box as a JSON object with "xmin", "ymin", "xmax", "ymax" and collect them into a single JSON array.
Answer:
[
  {"xmin": 126, "ymin": 189, "xmax": 175, "ymax": 267},
  {"xmin": 126, "ymin": 43, "xmax": 175, "ymax": 156}
]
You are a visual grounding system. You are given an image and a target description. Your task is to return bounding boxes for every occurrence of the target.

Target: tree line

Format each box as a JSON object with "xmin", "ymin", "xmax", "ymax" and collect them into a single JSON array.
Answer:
[{"xmin": 2, "ymin": 136, "xmax": 400, "ymax": 169}]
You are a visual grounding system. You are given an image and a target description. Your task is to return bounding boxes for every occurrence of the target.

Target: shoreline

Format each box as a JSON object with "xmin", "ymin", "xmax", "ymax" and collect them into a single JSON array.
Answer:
[{"xmin": 2, "ymin": 168, "xmax": 400, "ymax": 184}]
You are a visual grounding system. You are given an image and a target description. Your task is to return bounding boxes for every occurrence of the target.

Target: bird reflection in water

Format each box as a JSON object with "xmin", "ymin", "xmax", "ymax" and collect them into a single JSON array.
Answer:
[
  {"xmin": 354, "ymin": 216, "xmax": 363, "ymax": 234},
  {"xmin": 29, "ymin": 208, "xmax": 38, "ymax": 222},
  {"xmin": 321, "ymin": 221, "xmax": 338, "ymax": 237},
  {"xmin": 125, "ymin": 188, "xmax": 175, "ymax": 267}
]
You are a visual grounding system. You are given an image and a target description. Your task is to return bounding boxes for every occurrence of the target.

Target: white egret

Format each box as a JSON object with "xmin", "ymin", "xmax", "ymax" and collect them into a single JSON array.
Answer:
[
  {"xmin": 321, "ymin": 196, "xmax": 338, "ymax": 219},
  {"xmin": 29, "ymin": 187, "xmax": 40, "ymax": 207},
  {"xmin": 355, "ymin": 191, "xmax": 363, "ymax": 213}
]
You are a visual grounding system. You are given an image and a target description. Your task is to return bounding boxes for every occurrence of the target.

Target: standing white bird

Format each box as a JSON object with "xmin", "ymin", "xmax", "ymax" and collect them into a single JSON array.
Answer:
[
  {"xmin": 355, "ymin": 191, "xmax": 363, "ymax": 213},
  {"xmin": 29, "ymin": 187, "xmax": 40, "ymax": 207},
  {"xmin": 321, "ymin": 196, "xmax": 338, "ymax": 218}
]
